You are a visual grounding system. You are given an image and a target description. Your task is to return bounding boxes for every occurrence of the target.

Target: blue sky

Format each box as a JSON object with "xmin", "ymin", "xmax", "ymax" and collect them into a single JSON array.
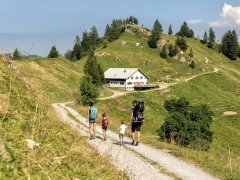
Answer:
[{"xmin": 0, "ymin": 0, "xmax": 239, "ymax": 56}]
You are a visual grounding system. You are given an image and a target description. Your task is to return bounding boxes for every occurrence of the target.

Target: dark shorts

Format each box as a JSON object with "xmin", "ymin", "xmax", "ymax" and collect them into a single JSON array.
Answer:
[
  {"xmin": 89, "ymin": 119, "xmax": 96, "ymax": 124},
  {"xmin": 102, "ymin": 126, "xmax": 107, "ymax": 131},
  {"xmin": 131, "ymin": 121, "xmax": 143, "ymax": 132}
]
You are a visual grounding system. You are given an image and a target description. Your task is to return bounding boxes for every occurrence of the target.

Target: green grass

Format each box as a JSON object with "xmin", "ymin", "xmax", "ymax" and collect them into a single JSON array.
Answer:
[
  {"xmin": 0, "ymin": 59, "xmax": 128, "ymax": 179},
  {"xmin": 15, "ymin": 57, "xmax": 85, "ymax": 103},
  {"xmin": 91, "ymin": 70, "xmax": 240, "ymax": 179},
  {"xmin": 8, "ymin": 31, "xmax": 240, "ymax": 179}
]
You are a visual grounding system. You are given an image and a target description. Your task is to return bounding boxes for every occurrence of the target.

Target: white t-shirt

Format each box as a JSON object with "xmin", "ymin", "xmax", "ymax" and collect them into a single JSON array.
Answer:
[{"xmin": 120, "ymin": 124, "xmax": 126, "ymax": 134}]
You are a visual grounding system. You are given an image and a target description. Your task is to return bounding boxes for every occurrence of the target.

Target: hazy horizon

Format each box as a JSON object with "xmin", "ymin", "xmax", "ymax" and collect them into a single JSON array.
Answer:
[{"xmin": 0, "ymin": 0, "xmax": 239, "ymax": 56}]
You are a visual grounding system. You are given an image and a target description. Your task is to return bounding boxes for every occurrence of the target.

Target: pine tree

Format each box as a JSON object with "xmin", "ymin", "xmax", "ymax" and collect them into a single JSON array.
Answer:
[
  {"xmin": 84, "ymin": 52, "xmax": 105, "ymax": 86},
  {"xmin": 104, "ymin": 24, "xmax": 110, "ymax": 38},
  {"xmin": 148, "ymin": 30, "xmax": 159, "ymax": 48},
  {"xmin": 189, "ymin": 48, "xmax": 193, "ymax": 57},
  {"xmin": 64, "ymin": 50, "xmax": 72, "ymax": 60},
  {"xmin": 153, "ymin": 19, "xmax": 163, "ymax": 33},
  {"xmin": 148, "ymin": 20, "xmax": 162, "ymax": 48},
  {"xmin": 160, "ymin": 45, "xmax": 168, "ymax": 58},
  {"xmin": 127, "ymin": 16, "xmax": 138, "ymax": 24},
  {"xmin": 48, "ymin": 46, "xmax": 59, "ymax": 58},
  {"xmin": 168, "ymin": 25, "xmax": 173, "ymax": 35},
  {"xmin": 90, "ymin": 26, "xmax": 100, "ymax": 47},
  {"xmin": 208, "ymin": 27, "xmax": 216, "ymax": 43},
  {"xmin": 221, "ymin": 30, "xmax": 239, "ymax": 60},
  {"xmin": 80, "ymin": 75, "xmax": 99, "ymax": 105},
  {"xmin": 177, "ymin": 21, "xmax": 194, "ymax": 38},
  {"xmin": 12, "ymin": 48, "xmax": 21, "ymax": 60},
  {"xmin": 70, "ymin": 35, "xmax": 81, "ymax": 61},
  {"xmin": 202, "ymin": 32, "xmax": 208, "ymax": 44}
]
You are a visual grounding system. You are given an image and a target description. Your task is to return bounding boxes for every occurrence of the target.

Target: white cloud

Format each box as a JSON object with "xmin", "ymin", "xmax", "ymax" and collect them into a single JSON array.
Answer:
[
  {"xmin": 210, "ymin": 3, "xmax": 240, "ymax": 27},
  {"xmin": 188, "ymin": 19, "xmax": 203, "ymax": 24}
]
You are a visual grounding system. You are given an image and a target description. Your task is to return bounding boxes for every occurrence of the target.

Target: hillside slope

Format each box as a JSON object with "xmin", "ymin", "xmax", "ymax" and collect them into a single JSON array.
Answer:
[
  {"xmin": 13, "ymin": 32, "xmax": 240, "ymax": 179},
  {"xmin": 0, "ymin": 57, "xmax": 127, "ymax": 179},
  {"xmin": 92, "ymin": 34, "xmax": 240, "ymax": 178}
]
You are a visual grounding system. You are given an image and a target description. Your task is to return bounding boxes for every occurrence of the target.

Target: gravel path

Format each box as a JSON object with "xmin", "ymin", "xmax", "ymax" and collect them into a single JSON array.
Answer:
[
  {"xmin": 52, "ymin": 103, "xmax": 217, "ymax": 180},
  {"xmin": 52, "ymin": 103, "xmax": 172, "ymax": 180}
]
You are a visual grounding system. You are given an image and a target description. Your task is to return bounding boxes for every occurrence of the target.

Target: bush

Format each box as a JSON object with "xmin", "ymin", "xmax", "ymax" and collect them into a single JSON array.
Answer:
[
  {"xmin": 189, "ymin": 60, "xmax": 195, "ymax": 69},
  {"xmin": 176, "ymin": 37, "xmax": 188, "ymax": 51},
  {"xmin": 157, "ymin": 97, "xmax": 214, "ymax": 150},
  {"xmin": 160, "ymin": 45, "xmax": 168, "ymax": 58}
]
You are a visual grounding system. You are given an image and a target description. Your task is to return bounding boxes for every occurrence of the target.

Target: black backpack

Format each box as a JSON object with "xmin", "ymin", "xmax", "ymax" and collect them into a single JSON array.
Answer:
[{"xmin": 134, "ymin": 99, "xmax": 145, "ymax": 122}]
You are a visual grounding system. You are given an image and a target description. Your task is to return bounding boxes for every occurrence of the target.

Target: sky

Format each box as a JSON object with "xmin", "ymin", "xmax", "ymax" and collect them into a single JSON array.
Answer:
[{"xmin": 0, "ymin": 0, "xmax": 239, "ymax": 56}]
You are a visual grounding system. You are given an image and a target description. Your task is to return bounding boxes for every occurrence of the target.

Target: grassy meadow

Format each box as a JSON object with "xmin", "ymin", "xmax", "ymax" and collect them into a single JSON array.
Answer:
[
  {"xmin": 6, "ymin": 32, "xmax": 240, "ymax": 179},
  {"xmin": 0, "ymin": 58, "xmax": 128, "ymax": 179}
]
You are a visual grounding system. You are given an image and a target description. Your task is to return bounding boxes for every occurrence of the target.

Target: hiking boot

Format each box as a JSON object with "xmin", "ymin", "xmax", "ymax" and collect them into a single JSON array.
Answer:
[
  {"xmin": 131, "ymin": 140, "xmax": 135, "ymax": 145},
  {"xmin": 135, "ymin": 142, "xmax": 139, "ymax": 146},
  {"xmin": 104, "ymin": 138, "xmax": 107, "ymax": 141},
  {"xmin": 90, "ymin": 136, "xmax": 93, "ymax": 140}
]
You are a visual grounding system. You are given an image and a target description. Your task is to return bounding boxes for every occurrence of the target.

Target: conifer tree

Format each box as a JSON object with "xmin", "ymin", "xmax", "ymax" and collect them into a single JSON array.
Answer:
[
  {"xmin": 80, "ymin": 75, "xmax": 99, "ymax": 105},
  {"xmin": 168, "ymin": 25, "xmax": 173, "ymax": 35},
  {"xmin": 48, "ymin": 46, "xmax": 59, "ymax": 58},
  {"xmin": 202, "ymin": 32, "xmax": 208, "ymax": 44},
  {"xmin": 148, "ymin": 19, "xmax": 162, "ymax": 48},
  {"xmin": 221, "ymin": 30, "xmax": 239, "ymax": 60},
  {"xmin": 84, "ymin": 51, "xmax": 105, "ymax": 86},
  {"xmin": 12, "ymin": 48, "xmax": 21, "ymax": 60},
  {"xmin": 189, "ymin": 48, "xmax": 193, "ymax": 57},
  {"xmin": 70, "ymin": 35, "xmax": 81, "ymax": 61},
  {"xmin": 208, "ymin": 27, "xmax": 216, "ymax": 43},
  {"xmin": 177, "ymin": 21, "xmax": 194, "ymax": 38},
  {"xmin": 153, "ymin": 19, "xmax": 163, "ymax": 33}
]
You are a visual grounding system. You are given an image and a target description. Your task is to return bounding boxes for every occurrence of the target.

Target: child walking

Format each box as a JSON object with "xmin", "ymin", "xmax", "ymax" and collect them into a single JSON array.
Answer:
[
  {"xmin": 119, "ymin": 120, "xmax": 127, "ymax": 145},
  {"xmin": 101, "ymin": 113, "xmax": 108, "ymax": 141}
]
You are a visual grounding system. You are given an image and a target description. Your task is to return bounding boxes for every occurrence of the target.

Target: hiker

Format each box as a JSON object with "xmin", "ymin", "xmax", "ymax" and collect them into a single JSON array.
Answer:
[
  {"xmin": 87, "ymin": 101, "xmax": 97, "ymax": 140},
  {"xmin": 129, "ymin": 100, "xmax": 144, "ymax": 146},
  {"xmin": 119, "ymin": 120, "xmax": 127, "ymax": 145},
  {"xmin": 101, "ymin": 112, "xmax": 108, "ymax": 141}
]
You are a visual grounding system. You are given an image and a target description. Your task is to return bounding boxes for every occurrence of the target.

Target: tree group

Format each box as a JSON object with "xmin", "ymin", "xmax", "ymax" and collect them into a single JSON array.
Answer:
[
  {"xmin": 221, "ymin": 30, "xmax": 240, "ymax": 60},
  {"xmin": 176, "ymin": 21, "xmax": 194, "ymax": 38},
  {"xmin": 157, "ymin": 97, "xmax": 214, "ymax": 150}
]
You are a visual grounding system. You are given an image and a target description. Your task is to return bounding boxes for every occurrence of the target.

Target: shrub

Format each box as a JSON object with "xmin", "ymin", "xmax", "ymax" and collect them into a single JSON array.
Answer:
[
  {"xmin": 157, "ymin": 97, "xmax": 214, "ymax": 150},
  {"xmin": 176, "ymin": 37, "xmax": 188, "ymax": 51}
]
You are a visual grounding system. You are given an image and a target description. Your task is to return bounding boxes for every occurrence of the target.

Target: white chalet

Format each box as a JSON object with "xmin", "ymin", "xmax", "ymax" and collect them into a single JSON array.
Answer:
[{"xmin": 104, "ymin": 68, "xmax": 149, "ymax": 91}]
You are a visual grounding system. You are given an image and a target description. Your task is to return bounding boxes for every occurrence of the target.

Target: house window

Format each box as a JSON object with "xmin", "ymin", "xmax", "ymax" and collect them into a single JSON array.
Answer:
[
  {"xmin": 131, "ymin": 76, "xmax": 133, "ymax": 79},
  {"xmin": 135, "ymin": 76, "xmax": 139, "ymax": 79},
  {"xmin": 127, "ymin": 82, "xmax": 132, "ymax": 85},
  {"xmin": 140, "ymin": 76, "xmax": 143, "ymax": 79},
  {"xmin": 120, "ymin": 82, "xmax": 124, "ymax": 85}
]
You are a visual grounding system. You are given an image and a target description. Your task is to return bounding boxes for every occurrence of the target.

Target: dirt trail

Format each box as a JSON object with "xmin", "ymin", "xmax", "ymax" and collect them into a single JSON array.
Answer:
[
  {"xmin": 100, "ymin": 68, "xmax": 219, "ymax": 100},
  {"xmin": 53, "ymin": 103, "xmax": 172, "ymax": 180},
  {"xmin": 52, "ymin": 103, "xmax": 217, "ymax": 180}
]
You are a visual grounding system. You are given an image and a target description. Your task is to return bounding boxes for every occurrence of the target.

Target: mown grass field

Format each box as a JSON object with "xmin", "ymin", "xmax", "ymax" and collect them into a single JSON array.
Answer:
[{"xmin": 0, "ymin": 59, "xmax": 128, "ymax": 179}]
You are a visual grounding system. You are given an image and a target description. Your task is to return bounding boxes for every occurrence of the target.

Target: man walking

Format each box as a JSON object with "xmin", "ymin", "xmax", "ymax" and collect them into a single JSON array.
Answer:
[{"xmin": 129, "ymin": 100, "xmax": 144, "ymax": 146}]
